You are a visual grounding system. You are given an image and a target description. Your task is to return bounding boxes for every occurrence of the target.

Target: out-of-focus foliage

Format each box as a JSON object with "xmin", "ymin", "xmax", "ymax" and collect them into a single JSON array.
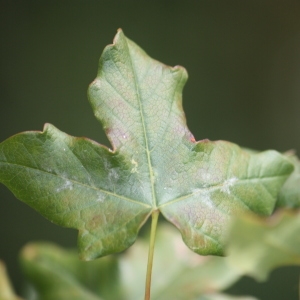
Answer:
[
  {"xmin": 0, "ymin": 261, "xmax": 23, "ymax": 300},
  {"xmin": 1, "ymin": 213, "xmax": 300, "ymax": 299},
  {"xmin": 226, "ymin": 210, "xmax": 300, "ymax": 281},
  {"xmin": 18, "ymin": 224, "xmax": 256, "ymax": 300}
]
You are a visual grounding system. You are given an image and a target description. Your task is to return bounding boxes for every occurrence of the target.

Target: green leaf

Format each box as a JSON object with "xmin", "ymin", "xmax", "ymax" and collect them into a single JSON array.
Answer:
[
  {"xmin": 20, "ymin": 242, "xmax": 121, "ymax": 300},
  {"xmin": 226, "ymin": 209, "xmax": 300, "ymax": 281},
  {"xmin": 0, "ymin": 261, "xmax": 23, "ymax": 300},
  {"xmin": 277, "ymin": 153, "xmax": 300, "ymax": 208},
  {"xmin": 0, "ymin": 29, "xmax": 293, "ymax": 259}
]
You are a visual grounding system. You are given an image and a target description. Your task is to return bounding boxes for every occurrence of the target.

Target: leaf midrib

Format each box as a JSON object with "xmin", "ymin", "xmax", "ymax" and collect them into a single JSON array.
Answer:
[{"xmin": 125, "ymin": 39, "xmax": 157, "ymax": 210}]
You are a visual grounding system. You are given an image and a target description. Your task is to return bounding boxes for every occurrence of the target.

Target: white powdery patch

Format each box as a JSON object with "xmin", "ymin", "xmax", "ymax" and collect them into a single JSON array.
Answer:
[
  {"xmin": 56, "ymin": 180, "xmax": 73, "ymax": 192},
  {"xmin": 221, "ymin": 177, "xmax": 238, "ymax": 194},
  {"xmin": 200, "ymin": 173, "xmax": 212, "ymax": 183},
  {"xmin": 96, "ymin": 192, "xmax": 105, "ymax": 203},
  {"xmin": 201, "ymin": 190, "xmax": 215, "ymax": 209},
  {"xmin": 193, "ymin": 189, "xmax": 215, "ymax": 209},
  {"xmin": 108, "ymin": 168, "xmax": 119, "ymax": 182}
]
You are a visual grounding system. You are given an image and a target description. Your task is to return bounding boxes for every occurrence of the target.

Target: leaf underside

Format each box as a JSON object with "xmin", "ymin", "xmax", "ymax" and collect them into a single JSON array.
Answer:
[{"xmin": 0, "ymin": 29, "xmax": 294, "ymax": 259}]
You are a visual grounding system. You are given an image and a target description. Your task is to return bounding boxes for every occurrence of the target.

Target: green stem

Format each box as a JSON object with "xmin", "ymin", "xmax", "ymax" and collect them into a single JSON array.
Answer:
[{"xmin": 144, "ymin": 210, "xmax": 160, "ymax": 300}]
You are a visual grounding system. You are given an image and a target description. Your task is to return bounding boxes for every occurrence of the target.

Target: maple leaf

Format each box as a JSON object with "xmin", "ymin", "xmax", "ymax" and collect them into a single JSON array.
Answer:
[{"xmin": 0, "ymin": 29, "xmax": 293, "ymax": 260}]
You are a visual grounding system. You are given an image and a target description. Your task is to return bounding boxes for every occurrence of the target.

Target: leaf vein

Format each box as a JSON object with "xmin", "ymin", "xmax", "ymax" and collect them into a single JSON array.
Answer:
[
  {"xmin": 159, "ymin": 175, "xmax": 287, "ymax": 208},
  {"xmin": 0, "ymin": 161, "xmax": 151, "ymax": 208}
]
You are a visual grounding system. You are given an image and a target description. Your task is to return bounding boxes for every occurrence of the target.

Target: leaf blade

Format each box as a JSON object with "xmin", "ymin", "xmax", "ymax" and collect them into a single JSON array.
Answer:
[
  {"xmin": 159, "ymin": 141, "xmax": 293, "ymax": 255},
  {"xmin": 0, "ymin": 123, "xmax": 151, "ymax": 259},
  {"xmin": 88, "ymin": 29, "xmax": 191, "ymax": 210}
]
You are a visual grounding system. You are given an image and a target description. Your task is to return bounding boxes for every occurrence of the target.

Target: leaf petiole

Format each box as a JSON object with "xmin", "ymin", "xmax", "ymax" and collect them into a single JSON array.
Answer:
[{"xmin": 144, "ymin": 209, "xmax": 160, "ymax": 300}]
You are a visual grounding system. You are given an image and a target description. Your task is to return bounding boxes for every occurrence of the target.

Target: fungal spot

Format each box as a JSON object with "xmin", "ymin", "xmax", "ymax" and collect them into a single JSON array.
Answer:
[
  {"xmin": 96, "ymin": 193, "xmax": 105, "ymax": 203},
  {"xmin": 221, "ymin": 177, "xmax": 238, "ymax": 194},
  {"xmin": 56, "ymin": 180, "xmax": 73, "ymax": 192},
  {"xmin": 131, "ymin": 158, "xmax": 138, "ymax": 173}
]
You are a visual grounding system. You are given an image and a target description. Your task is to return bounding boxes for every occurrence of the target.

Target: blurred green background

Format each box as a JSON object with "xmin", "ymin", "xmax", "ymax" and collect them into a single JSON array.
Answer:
[{"xmin": 1, "ymin": 1, "xmax": 300, "ymax": 299}]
